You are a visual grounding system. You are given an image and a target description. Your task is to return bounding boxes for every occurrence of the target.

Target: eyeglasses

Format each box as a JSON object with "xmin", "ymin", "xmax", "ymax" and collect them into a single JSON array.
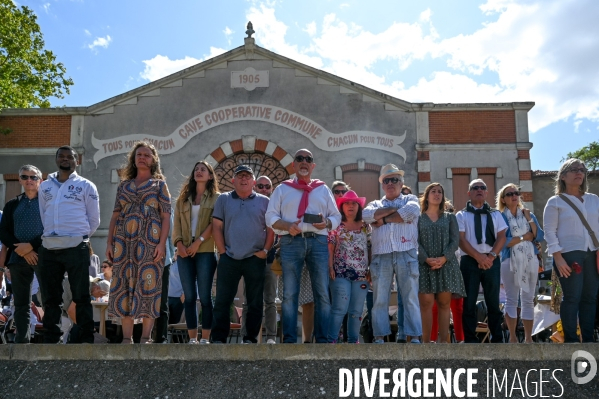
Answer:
[
  {"xmin": 235, "ymin": 174, "xmax": 253, "ymax": 180},
  {"xmin": 333, "ymin": 189, "xmax": 348, "ymax": 195},
  {"xmin": 469, "ymin": 185, "xmax": 487, "ymax": 191},
  {"xmin": 382, "ymin": 177, "xmax": 400, "ymax": 185},
  {"xmin": 20, "ymin": 175, "xmax": 40, "ymax": 181},
  {"xmin": 101, "ymin": 265, "xmax": 110, "ymax": 269},
  {"xmin": 504, "ymin": 191, "xmax": 520, "ymax": 197},
  {"xmin": 294, "ymin": 155, "xmax": 314, "ymax": 163},
  {"xmin": 256, "ymin": 184, "xmax": 271, "ymax": 189},
  {"xmin": 568, "ymin": 167, "xmax": 587, "ymax": 174}
]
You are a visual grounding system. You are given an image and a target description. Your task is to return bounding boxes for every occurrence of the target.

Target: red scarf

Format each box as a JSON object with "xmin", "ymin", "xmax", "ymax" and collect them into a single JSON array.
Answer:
[{"xmin": 282, "ymin": 178, "xmax": 326, "ymax": 218}]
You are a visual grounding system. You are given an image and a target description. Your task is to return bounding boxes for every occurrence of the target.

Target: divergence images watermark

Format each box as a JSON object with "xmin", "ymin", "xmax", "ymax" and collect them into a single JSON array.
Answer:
[{"xmin": 338, "ymin": 350, "xmax": 597, "ymax": 398}]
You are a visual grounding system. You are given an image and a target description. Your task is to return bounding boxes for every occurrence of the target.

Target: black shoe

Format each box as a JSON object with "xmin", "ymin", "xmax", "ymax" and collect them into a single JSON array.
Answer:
[
  {"xmin": 396, "ymin": 339, "xmax": 407, "ymax": 343},
  {"xmin": 242, "ymin": 340, "xmax": 254, "ymax": 344}
]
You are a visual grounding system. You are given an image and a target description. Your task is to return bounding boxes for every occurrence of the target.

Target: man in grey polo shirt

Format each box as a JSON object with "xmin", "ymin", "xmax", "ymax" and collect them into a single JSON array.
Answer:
[{"xmin": 210, "ymin": 165, "xmax": 274, "ymax": 344}]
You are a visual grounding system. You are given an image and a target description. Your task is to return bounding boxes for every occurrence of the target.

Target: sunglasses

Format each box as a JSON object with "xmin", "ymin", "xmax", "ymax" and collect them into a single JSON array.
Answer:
[
  {"xmin": 20, "ymin": 175, "xmax": 40, "ymax": 181},
  {"xmin": 382, "ymin": 177, "xmax": 400, "ymax": 185},
  {"xmin": 568, "ymin": 167, "xmax": 587, "ymax": 174},
  {"xmin": 294, "ymin": 155, "xmax": 313, "ymax": 163},
  {"xmin": 469, "ymin": 185, "xmax": 487, "ymax": 191},
  {"xmin": 333, "ymin": 189, "xmax": 348, "ymax": 195},
  {"xmin": 504, "ymin": 191, "xmax": 520, "ymax": 197},
  {"xmin": 101, "ymin": 265, "xmax": 110, "ymax": 269},
  {"xmin": 256, "ymin": 184, "xmax": 271, "ymax": 189}
]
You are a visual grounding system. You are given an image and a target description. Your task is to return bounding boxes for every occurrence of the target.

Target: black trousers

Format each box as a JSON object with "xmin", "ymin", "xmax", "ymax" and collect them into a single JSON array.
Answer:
[
  {"xmin": 211, "ymin": 254, "xmax": 265, "ymax": 343},
  {"xmin": 460, "ymin": 255, "xmax": 503, "ymax": 343},
  {"xmin": 9, "ymin": 262, "xmax": 40, "ymax": 343},
  {"xmin": 38, "ymin": 241, "xmax": 94, "ymax": 344},
  {"xmin": 154, "ymin": 263, "xmax": 170, "ymax": 343}
]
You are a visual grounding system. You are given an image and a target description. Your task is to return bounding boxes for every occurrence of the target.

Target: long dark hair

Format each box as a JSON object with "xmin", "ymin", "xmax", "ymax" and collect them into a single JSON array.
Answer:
[
  {"xmin": 177, "ymin": 161, "xmax": 219, "ymax": 205},
  {"xmin": 420, "ymin": 182, "xmax": 449, "ymax": 217},
  {"xmin": 121, "ymin": 141, "xmax": 165, "ymax": 181}
]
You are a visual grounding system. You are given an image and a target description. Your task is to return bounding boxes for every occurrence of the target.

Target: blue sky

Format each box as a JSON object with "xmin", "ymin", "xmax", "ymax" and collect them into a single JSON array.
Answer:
[{"xmin": 20, "ymin": 0, "xmax": 599, "ymax": 171}]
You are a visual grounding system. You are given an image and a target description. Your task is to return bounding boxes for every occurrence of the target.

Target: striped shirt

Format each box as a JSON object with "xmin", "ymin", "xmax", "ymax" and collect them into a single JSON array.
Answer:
[{"xmin": 363, "ymin": 194, "xmax": 420, "ymax": 255}]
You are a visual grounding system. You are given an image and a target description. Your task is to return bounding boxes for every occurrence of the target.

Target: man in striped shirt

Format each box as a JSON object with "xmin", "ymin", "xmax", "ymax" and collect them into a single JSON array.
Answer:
[{"xmin": 363, "ymin": 164, "xmax": 422, "ymax": 344}]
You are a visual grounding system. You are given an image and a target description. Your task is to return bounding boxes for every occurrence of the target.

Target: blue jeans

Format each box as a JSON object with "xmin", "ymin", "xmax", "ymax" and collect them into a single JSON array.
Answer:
[
  {"xmin": 327, "ymin": 278, "xmax": 368, "ymax": 343},
  {"xmin": 558, "ymin": 250, "xmax": 599, "ymax": 343},
  {"xmin": 178, "ymin": 252, "xmax": 217, "ymax": 330},
  {"xmin": 279, "ymin": 234, "xmax": 331, "ymax": 343},
  {"xmin": 370, "ymin": 250, "xmax": 422, "ymax": 338},
  {"xmin": 396, "ymin": 289, "xmax": 405, "ymax": 341},
  {"xmin": 461, "ymin": 255, "xmax": 503, "ymax": 343}
]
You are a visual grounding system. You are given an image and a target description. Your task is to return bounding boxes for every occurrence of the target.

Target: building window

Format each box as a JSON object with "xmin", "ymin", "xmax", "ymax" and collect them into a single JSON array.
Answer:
[
  {"xmin": 342, "ymin": 170, "xmax": 380, "ymax": 205},
  {"xmin": 451, "ymin": 168, "xmax": 497, "ymax": 210},
  {"xmin": 214, "ymin": 152, "xmax": 289, "ymax": 193}
]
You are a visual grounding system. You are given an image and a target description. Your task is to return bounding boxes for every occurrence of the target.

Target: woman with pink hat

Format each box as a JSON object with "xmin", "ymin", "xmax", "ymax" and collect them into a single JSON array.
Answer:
[{"xmin": 326, "ymin": 190, "xmax": 371, "ymax": 343}]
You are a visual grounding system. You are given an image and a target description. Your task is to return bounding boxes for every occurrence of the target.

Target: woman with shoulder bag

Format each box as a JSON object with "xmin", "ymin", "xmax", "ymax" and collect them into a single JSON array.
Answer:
[
  {"xmin": 172, "ymin": 161, "xmax": 220, "ymax": 344},
  {"xmin": 543, "ymin": 159, "xmax": 599, "ymax": 343},
  {"xmin": 497, "ymin": 183, "xmax": 544, "ymax": 343}
]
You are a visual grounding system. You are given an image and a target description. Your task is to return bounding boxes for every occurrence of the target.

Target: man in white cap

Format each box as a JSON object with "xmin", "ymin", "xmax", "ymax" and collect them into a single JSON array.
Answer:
[{"xmin": 363, "ymin": 164, "xmax": 422, "ymax": 343}]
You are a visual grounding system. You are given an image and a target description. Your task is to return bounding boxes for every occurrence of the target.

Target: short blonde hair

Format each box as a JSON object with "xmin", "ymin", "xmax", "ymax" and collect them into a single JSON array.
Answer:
[
  {"xmin": 555, "ymin": 158, "xmax": 588, "ymax": 194},
  {"xmin": 496, "ymin": 183, "xmax": 523, "ymax": 212}
]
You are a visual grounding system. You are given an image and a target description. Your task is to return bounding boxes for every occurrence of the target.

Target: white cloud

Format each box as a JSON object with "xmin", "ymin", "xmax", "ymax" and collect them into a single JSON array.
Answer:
[
  {"xmin": 244, "ymin": 0, "xmax": 599, "ymax": 134},
  {"xmin": 88, "ymin": 35, "xmax": 112, "ymax": 51},
  {"xmin": 43, "ymin": 3, "xmax": 50, "ymax": 13},
  {"xmin": 223, "ymin": 26, "xmax": 234, "ymax": 46},
  {"xmin": 84, "ymin": 29, "xmax": 91, "ymax": 36},
  {"xmin": 304, "ymin": 21, "xmax": 317, "ymax": 37},
  {"xmin": 339, "ymin": 3, "xmax": 350, "ymax": 9},
  {"xmin": 139, "ymin": 48, "xmax": 227, "ymax": 82}
]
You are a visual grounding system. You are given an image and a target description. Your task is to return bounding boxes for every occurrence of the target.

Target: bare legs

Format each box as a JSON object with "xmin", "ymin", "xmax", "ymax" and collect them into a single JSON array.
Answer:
[
  {"xmin": 419, "ymin": 292, "xmax": 452, "ymax": 343},
  {"xmin": 302, "ymin": 302, "xmax": 314, "ymax": 343}
]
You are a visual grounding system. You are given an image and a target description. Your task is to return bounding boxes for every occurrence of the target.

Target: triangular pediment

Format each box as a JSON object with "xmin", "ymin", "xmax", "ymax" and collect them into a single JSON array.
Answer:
[{"xmin": 86, "ymin": 39, "xmax": 418, "ymax": 115}]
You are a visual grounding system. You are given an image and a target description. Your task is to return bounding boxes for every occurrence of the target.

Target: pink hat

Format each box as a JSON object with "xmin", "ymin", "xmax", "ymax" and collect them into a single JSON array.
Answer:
[{"xmin": 336, "ymin": 190, "xmax": 366, "ymax": 209}]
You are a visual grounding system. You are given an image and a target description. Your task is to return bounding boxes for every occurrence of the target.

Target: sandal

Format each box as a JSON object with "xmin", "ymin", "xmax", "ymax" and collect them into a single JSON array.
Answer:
[
  {"xmin": 140, "ymin": 337, "xmax": 153, "ymax": 344},
  {"xmin": 122, "ymin": 337, "xmax": 133, "ymax": 345}
]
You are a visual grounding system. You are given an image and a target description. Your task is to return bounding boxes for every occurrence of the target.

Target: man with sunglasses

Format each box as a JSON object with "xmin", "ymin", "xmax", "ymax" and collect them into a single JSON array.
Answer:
[
  {"xmin": 266, "ymin": 149, "xmax": 341, "ymax": 343},
  {"xmin": 363, "ymin": 164, "xmax": 422, "ymax": 344},
  {"xmin": 456, "ymin": 178, "xmax": 507, "ymax": 343},
  {"xmin": 37, "ymin": 146, "xmax": 100, "ymax": 344},
  {"xmin": 0, "ymin": 165, "xmax": 45, "ymax": 343},
  {"xmin": 240, "ymin": 175, "xmax": 278, "ymax": 343}
]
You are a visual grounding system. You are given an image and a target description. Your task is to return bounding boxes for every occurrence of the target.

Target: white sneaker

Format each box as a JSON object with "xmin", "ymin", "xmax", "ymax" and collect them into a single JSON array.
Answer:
[
  {"xmin": 188, "ymin": 338, "xmax": 199, "ymax": 344},
  {"xmin": 199, "ymin": 338, "xmax": 210, "ymax": 344},
  {"xmin": 266, "ymin": 338, "xmax": 276, "ymax": 344}
]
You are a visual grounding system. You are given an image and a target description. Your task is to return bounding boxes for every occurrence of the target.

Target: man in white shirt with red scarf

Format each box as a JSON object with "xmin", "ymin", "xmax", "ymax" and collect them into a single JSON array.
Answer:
[{"xmin": 266, "ymin": 149, "xmax": 341, "ymax": 343}]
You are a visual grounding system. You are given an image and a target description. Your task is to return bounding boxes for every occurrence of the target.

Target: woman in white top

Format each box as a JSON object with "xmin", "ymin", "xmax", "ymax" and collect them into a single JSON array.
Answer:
[{"xmin": 543, "ymin": 158, "xmax": 599, "ymax": 343}]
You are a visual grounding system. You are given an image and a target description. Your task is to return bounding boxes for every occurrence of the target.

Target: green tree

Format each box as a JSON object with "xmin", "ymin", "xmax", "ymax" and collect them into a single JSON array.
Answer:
[
  {"xmin": 0, "ymin": 0, "xmax": 73, "ymax": 131},
  {"xmin": 563, "ymin": 141, "xmax": 599, "ymax": 171}
]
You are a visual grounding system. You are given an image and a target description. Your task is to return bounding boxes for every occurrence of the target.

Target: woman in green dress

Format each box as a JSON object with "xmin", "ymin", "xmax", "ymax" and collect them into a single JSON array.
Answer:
[{"xmin": 418, "ymin": 183, "xmax": 466, "ymax": 343}]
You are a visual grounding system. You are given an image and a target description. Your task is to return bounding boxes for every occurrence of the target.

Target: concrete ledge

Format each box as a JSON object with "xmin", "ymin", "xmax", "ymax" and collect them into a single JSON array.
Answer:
[{"xmin": 5, "ymin": 343, "xmax": 597, "ymax": 362}]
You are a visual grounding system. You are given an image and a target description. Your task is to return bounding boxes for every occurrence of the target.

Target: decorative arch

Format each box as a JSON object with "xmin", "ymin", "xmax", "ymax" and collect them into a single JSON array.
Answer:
[{"xmin": 208, "ymin": 138, "xmax": 294, "ymax": 193}]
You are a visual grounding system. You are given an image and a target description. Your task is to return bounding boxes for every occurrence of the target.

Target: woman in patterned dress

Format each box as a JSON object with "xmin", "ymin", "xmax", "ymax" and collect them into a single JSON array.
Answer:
[
  {"xmin": 326, "ymin": 190, "xmax": 371, "ymax": 343},
  {"xmin": 418, "ymin": 183, "xmax": 466, "ymax": 343},
  {"xmin": 106, "ymin": 141, "xmax": 171, "ymax": 344}
]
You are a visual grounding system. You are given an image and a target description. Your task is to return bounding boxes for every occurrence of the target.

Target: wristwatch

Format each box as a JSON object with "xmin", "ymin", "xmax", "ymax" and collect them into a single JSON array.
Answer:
[
  {"xmin": 519, "ymin": 236, "xmax": 524, "ymax": 242},
  {"xmin": 489, "ymin": 251, "xmax": 497, "ymax": 259},
  {"xmin": 263, "ymin": 248, "xmax": 269, "ymax": 255},
  {"xmin": 198, "ymin": 236, "xmax": 205, "ymax": 243}
]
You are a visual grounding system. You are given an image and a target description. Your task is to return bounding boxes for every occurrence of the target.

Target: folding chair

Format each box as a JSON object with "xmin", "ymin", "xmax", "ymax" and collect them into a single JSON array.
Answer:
[{"xmin": 228, "ymin": 306, "xmax": 243, "ymax": 343}]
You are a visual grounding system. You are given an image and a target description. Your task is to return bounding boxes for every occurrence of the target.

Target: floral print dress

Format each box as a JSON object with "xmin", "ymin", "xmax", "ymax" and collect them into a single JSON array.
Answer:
[{"xmin": 328, "ymin": 222, "xmax": 372, "ymax": 281}]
